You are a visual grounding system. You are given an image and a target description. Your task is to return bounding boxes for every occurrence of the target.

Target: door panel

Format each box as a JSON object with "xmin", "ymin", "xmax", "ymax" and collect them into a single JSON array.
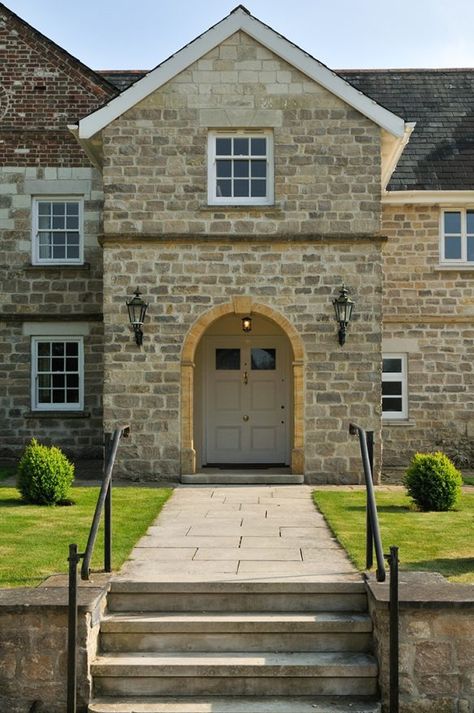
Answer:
[{"xmin": 203, "ymin": 336, "xmax": 290, "ymax": 465}]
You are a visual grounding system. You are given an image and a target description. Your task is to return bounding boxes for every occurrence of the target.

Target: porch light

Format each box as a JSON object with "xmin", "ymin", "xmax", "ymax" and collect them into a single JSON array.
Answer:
[
  {"xmin": 242, "ymin": 316, "xmax": 252, "ymax": 333},
  {"xmin": 126, "ymin": 288, "xmax": 148, "ymax": 346},
  {"xmin": 332, "ymin": 284, "xmax": 354, "ymax": 347}
]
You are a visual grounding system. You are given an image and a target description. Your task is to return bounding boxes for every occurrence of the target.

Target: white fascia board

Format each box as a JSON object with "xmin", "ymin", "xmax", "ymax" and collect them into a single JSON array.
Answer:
[
  {"xmin": 383, "ymin": 190, "xmax": 474, "ymax": 205},
  {"xmin": 381, "ymin": 122, "xmax": 416, "ymax": 190},
  {"xmin": 78, "ymin": 8, "xmax": 405, "ymax": 140}
]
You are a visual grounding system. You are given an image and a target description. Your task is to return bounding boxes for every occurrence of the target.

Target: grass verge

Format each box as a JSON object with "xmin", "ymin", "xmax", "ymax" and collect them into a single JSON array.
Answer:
[
  {"xmin": 0, "ymin": 486, "xmax": 172, "ymax": 588},
  {"xmin": 313, "ymin": 489, "xmax": 474, "ymax": 584}
]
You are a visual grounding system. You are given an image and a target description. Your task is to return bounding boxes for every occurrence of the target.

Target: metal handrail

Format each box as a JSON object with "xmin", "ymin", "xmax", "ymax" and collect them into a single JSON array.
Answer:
[
  {"xmin": 67, "ymin": 425, "xmax": 129, "ymax": 713},
  {"xmin": 81, "ymin": 425, "xmax": 130, "ymax": 580},
  {"xmin": 349, "ymin": 422, "xmax": 385, "ymax": 581}
]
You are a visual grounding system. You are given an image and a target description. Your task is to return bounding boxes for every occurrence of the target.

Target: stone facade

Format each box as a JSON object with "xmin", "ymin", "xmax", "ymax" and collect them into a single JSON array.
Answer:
[
  {"xmin": 382, "ymin": 204, "xmax": 474, "ymax": 468},
  {"xmin": 0, "ymin": 167, "xmax": 104, "ymax": 460},
  {"xmin": 100, "ymin": 31, "xmax": 383, "ymax": 482}
]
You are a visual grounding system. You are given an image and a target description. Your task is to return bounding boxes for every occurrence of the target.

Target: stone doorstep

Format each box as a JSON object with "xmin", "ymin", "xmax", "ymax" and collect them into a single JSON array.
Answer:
[
  {"xmin": 108, "ymin": 580, "xmax": 367, "ymax": 594},
  {"xmin": 88, "ymin": 696, "xmax": 382, "ymax": 712}
]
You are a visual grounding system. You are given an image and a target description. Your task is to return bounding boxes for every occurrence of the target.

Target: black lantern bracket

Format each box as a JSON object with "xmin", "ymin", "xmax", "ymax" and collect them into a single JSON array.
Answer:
[
  {"xmin": 126, "ymin": 288, "xmax": 148, "ymax": 346},
  {"xmin": 332, "ymin": 283, "xmax": 354, "ymax": 347}
]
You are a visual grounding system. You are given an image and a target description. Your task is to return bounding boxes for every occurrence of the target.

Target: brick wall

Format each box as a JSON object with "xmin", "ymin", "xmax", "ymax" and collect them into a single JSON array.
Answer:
[{"xmin": 0, "ymin": 5, "xmax": 115, "ymax": 166}]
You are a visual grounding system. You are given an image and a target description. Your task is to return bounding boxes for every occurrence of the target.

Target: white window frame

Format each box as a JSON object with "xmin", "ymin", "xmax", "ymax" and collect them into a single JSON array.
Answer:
[
  {"xmin": 32, "ymin": 197, "xmax": 84, "ymax": 265},
  {"xmin": 440, "ymin": 208, "xmax": 474, "ymax": 265},
  {"xmin": 207, "ymin": 130, "xmax": 274, "ymax": 206},
  {"xmin": 382, "ymin": 353, "xmax": 408, "ymax": 420},
  {"xmin": 31, "ymin": 337, "xmax": 84, "ymax": 411}
]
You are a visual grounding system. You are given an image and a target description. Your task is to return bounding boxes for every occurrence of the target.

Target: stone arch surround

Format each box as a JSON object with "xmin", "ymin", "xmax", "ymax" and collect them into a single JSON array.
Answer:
[{"xmin": 180, "ymin": 297, "xmax": 305, "ymax": 476}]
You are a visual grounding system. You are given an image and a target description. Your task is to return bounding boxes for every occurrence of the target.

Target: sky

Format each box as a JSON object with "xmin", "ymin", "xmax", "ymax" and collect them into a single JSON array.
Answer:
[{"xmin": 5, "ymin": 0, "xmax": 474, "ymax": 71}]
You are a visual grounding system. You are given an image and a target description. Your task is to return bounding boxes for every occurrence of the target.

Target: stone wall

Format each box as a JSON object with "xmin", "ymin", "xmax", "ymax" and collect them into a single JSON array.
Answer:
[
  {"xmin": 382, "ymin": 205, "xmax": 474, "ymax": 468},
  {"xmin": 0, "ymin": 167, "xmax": 104, "ymax": 460},
  {"xmin": 102, "ymin": 31, "xmax": 381, "ymax": 238},
  {"xmin": 102, "ymin": 236, "xmax": 384, "ymax": 482},
  {"xmin": 367, "ymin": 572, "xmax": 474, "ymax": 713},
  {"xmin": 0, "ymin": 583, "xmax": 106, "ymax": 713}
]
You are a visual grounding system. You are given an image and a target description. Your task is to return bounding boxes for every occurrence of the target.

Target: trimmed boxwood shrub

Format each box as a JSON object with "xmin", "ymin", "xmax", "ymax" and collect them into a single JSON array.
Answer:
[
  {"xmin": 17, "ymin": 439, "xmax": 74, "ymax": 505},
  {"xmin": 404, "ymin": 451, "xmax": 462, "ymax": 512}
]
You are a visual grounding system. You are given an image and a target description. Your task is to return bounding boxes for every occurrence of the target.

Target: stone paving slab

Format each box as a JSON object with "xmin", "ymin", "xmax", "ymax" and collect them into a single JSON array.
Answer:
[{"xmin": 118, "ymin": 485, "xmax": 359, "ymax": 583}]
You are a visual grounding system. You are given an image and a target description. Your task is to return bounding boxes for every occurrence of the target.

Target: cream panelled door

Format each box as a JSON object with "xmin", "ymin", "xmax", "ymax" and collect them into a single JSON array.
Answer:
[{"xmin": 203, "ymin": 336, "xmax": 290, "ymax": 465}]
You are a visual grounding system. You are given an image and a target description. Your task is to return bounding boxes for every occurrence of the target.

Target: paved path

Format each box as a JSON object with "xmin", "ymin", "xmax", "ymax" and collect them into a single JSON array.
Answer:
[{"xmin": 119, "ymin": 485, "xmax": 359, "ymax": 583}]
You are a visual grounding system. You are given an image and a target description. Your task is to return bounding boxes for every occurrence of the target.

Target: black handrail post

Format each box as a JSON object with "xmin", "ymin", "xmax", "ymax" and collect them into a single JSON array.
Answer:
[
  {"xmin": 67, "ymin": 543, "xmax": 80, "ymax": 713},
  {"xmin": 388, "ymin": 545, "xmax": 400, "ymax": 713},
  {"xmin": 366, "ymin": 430, "xmax": 374, "ymax": 570},
  {"xmin": 104, "ymin": 433, "xmax": 112, "ymax": 573}
]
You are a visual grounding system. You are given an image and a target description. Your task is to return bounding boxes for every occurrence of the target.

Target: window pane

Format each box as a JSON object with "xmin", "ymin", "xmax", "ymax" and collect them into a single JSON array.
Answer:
[
  {"xmin": 53, "ymin": 389, "xmax": 65, "ymax": 403},
  {"xmin": 251, "ymin": 160, "xmax": 266, "ymax": 178},
  {"xmin": 38, "ymin": 202, "xmax": 51, "ymax": 215},
  {"xmin": 66, "ymin": 357, "xmax": 78, "ymax": 371},
  {"xmin": 251, "ymin": 348, "xmax": 276, "ymax": 370},
  {"xmin": 234, "ymin": 180, "xmax": 249, "ymax": 197},
  {"xmin": 66, "ymin": 202, "xmax": 79, "ymax": 215},
  {"xmin": 382, "ymin": 382, "xmax": 402, "ymax": 396},
  {"xmin": 251, "ymin": 180, "xmax": 266, "ymax": 197},
  {"xmin": 37, "ymin": 374, "xmax": 50, "ymax": 389},
  {"xmin": 217, "ymin": 180, "xmax": 231, "ymax": 197},
  {"xmin": 52, "ymin": 203, "xmax": 65, "ymax": 215},
  {"xmin": 52, "ymin": 216, "xmax": 65, "ymax": 229},
  {"xmin": 38, "ymin": 216, "xmax": 51, "ymax": 229},
  {"xmin": 382, "ymin": 397, "xmax": 403, "ymax": 412},
  {"xmin": 444, "ymin": 211, "xmax": 461, "ymax": 233},
  {"xmin": 66, "ymin": 245, "xmax": 80, "ymax": 259},
  {"xmin": 216, "ymin": 160, "xmax": 232, "ymax": 178},
  {"xmin": 67, "ymin": 374, "xmax": 79, "ymax": 388},
  {"xmin": 66, "ymin": 342, "xmax": 78, "ymax": 356},
  {"xmin": 216, "ymin": 348, "xmax": 240, "ymax": 370},
  {"xmin": 39, "ymin": 243, "xmax": 51, "ymax": 260},
  {"xmin": 52, "ymin": 358, "xmax": 64, "ymax": 372},
  {"xmin": 66, "ymin": 216, "xmax": 79, "ymax": 229},
  {"xmin": 66, "ymin": 389, "xmax": 79, "ymax": 403},
  {"xmin": 52, "ymin": 342, "xmax": 64, "ymax": 356},
  {"xmin": 37, "ymin": 358, "xmax": 50, "ymax": 372},
  {"xmin": 216, "ymin": 138, "xmax": 231, "ymax": 156},
  {"xmin": 445, "ymin": 235, "xmax": 462, "ymax": 260},
  {"xmin": 251, "ymin": 138, "xmax": 266, "ymax": 155},
  {"xmin": 52, "ymin": 244, "xmax": 66, "ymax": 259},
  {"xmin": 52, "ymin": 373, "xmax": 65, "ymax": 388},
  {"xmin": 468, "ymin": 236, "xmax": 474, "ymax": 262},
  {"xmin": 37, "ymin": 342, "xmax": 51, "ymax": 356},
  {"xmin": 383, "ymin": 358, "xmax": 402, "ymax": 373},
  {"xmin": 38, "ymin": 389, "xmax": 51, "ymax": 403},
  {"xmin": 234, "ymin": 160, "xmax": 249, "ymax": 178},
  {"xmin": 233, "ymin": 138, "xmax": 249, "ymax": 156}
]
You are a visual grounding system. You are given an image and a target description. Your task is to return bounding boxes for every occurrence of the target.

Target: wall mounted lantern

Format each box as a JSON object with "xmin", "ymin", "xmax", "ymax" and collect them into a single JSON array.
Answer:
[
  {"xmin": 332, "ymin": 284, "xmax": 354, "ymax": 346},
  {"xmin": 126, "ymin": 288, "xmax": 148, "ymax": 346},
  {"xmin": 242, "ymin": 315, "xmax": 252, "ymax": 333}
]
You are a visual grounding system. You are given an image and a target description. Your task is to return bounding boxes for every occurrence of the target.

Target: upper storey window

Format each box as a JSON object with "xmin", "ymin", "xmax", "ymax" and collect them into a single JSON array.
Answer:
[
  {"xmin": 441, "ymin": 209, "xmax": 474, "ymax": 265},
  {"xmin": 208, "ymin": 131, "xmax": 274, "ymax": 206},
  {"xmin": 32, "ymin": 198, "xmax": 83, "ymax": 264}
]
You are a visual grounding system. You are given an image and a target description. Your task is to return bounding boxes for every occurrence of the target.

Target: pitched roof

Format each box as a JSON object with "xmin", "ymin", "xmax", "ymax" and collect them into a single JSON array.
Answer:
[
  {"xmin": 101, "ymin": 67, "xmax": 474, "ymax": 192},
  {"xmin": 78, "ymin": 6, "xmax": 405, "ymax": 140},
  {"xmin": 339, "ymin": 69, "xmax": 474, "ymax": 191}
]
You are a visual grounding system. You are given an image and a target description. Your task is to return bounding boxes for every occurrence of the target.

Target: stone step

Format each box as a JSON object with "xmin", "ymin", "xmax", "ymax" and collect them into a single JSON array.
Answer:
[
  {"xmin": 107, "ymin": 581, "xmax": 368, "ymax": 613},
  {"xmin": 181, "ymin": 473, "xmax": 305, "ymax": 485},
  {"xmin": 100, "ymin": 612, "xmax": 373, "ymax": 653},
  {"xmin": 92, "ymin": 652, "xmax": 378, "ymax": 697},
  {"xmin": 88, "ymin": 695, "xmax": 382, "ymax": 712}
]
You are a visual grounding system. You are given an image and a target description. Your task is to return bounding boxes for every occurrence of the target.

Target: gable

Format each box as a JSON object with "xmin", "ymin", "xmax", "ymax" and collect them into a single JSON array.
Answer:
[{"xmin": 76, "ymin": 6, "xmax": 405, "ymax": 141}]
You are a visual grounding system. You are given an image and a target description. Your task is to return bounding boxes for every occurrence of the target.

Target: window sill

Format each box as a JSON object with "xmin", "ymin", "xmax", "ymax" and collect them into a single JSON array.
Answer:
[
  {"xmin": 382, "ymin": 420, "xmax": 415, "ymax": 427},
  {"xmin": 24, "ymin": 263, "xmax": 90, "ymax": 272},
  {"xmin": 435, "ymin": 264, "xmax": 474, "ymax": 272},
  {"xmin": 24, "ymin": 411, "xmax": 90, "ymax": 419},
  {"xmin": 200, "ymin": 203, "xmax": 283, "ymax": 215}
]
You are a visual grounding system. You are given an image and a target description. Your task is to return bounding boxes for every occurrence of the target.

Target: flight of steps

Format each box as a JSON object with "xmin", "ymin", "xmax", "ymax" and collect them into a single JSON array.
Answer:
[{"xmin": 88, "ymin": 581, "xmax": 381, "ymax": 713}]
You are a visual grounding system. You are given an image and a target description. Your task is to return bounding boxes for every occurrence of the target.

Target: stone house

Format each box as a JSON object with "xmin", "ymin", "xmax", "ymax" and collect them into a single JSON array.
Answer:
[{"xmin": 1, "ymin": 3, "xmax": 473, "ymax": 483}]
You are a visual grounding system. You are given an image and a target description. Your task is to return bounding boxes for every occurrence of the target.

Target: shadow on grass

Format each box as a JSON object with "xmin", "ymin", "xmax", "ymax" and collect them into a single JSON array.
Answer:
[
  {"xmin": 0, "ymin": 496, "xmax": 27, "ymax": 508},
  {"xmin": 407, "ymin": 557, "xmax": 474, "ymax": 578},
  {"xmin": 341, "ymin": 504, "xmax": 410, "ymax": 514}
]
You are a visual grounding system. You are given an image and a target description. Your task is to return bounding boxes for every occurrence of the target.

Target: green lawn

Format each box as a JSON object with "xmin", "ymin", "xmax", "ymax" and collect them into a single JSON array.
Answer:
[
  {"xmin": 0, "ymin": 486, "xmax": 172, "ymax": 588},
  {"xmin": 463, "ymin": 475, "xmax": 474, "ymax": 486},
  {"xmin": 313, "ymin": 490, "xmax": 474, "ymax": 584}
]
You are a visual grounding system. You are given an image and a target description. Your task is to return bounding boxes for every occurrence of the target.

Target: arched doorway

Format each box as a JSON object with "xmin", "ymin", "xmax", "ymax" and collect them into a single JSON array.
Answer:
[{"xmin": 180, "ymin": 298, "xmax": 304, "ymax": 475}]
